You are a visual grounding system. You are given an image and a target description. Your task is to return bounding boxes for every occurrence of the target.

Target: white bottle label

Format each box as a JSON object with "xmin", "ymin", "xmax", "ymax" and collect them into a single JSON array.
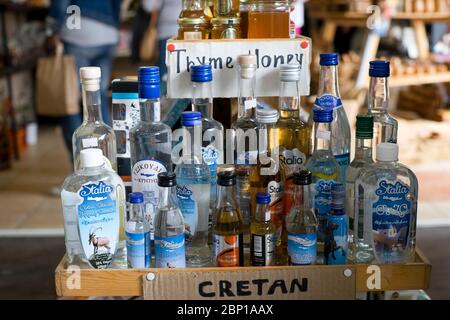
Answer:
[
  {"xmin": 244, "ymin": 99, "xmax": 257, "ymax": 111},
  {"xmin": 281, "ymin": 148, "xmax": 306, "ymax": 176},
  {"xmin": 153, "ymin": 101, "xmax": 161, "ymax": 122},
  {"xmin": 82, "ymin": 137, "xmax": 98, "ymax": 148}
]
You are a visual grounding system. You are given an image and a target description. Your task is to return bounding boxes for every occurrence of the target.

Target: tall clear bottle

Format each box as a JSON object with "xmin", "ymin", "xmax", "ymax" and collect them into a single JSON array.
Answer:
[
  {"xmin": 175, "ymin": 111, "xmax": 211, "ymax": 267},
  {"xmin": 130, "ymin": 67, "xmax": 172, "ymax": 244},
  {"xmin": 355, "ymin": 143, "xmax": 418, "ymax": 264},
  {"xmin": 345, "ymin": 115, "xmax": 374, "ymax": 262},
  {"xmin": 314, "ymin": 53, "xmax": 351, "ymax": 183},
  {"xmin": 73, "ymin": 67, "xmax": 117, "ymax": 171}
]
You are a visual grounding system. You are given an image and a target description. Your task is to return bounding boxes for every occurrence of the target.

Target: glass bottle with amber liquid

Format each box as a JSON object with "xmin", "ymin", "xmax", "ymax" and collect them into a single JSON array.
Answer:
[
  {"xmin": 178, "ymin": 0, "xmax": 213, "ymax": 39},
  {"xmin": 248, "ymin": 0, "xmax": 291, "ymax": 38}
]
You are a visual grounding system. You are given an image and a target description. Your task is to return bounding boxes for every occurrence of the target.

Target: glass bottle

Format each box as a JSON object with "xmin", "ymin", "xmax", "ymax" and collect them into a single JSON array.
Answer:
[
  {"xmin": 247, "ymin": 0, "xmax": 291, "ymax": 39},
  {"xmin": 251, "ymin": 193, "xmax": 276, "ymax": 266},
  {"xmin": 314, "ymin": 53, "xmax": 351, "ymax": 184},
  {"xmin": 73, "ymin": 67, "xmax": 117, "ymax": 172},
  {"xmin": 214, "ymin": 0, "xmax": 240, "ymax": 17},
  {"xmin": 240, "ymin": 0, "xmax": 250, "ymax": 38},
  {"xmin": 178, "ymin": 0, "xmax": 213, "ymax": 40},
  {"xmin": 154, "ymin": 172, "xmax": 186, "ymax": 268},
  {"xmin": 211, "ymin": 17, "xmax": 241, "ymax": 39},
  {"xmin": 355, "ymin": 143, "xmax": 418, "ymax": 264},
  {"xmin": 213, "ymin": 171, "xmax": 244, "ymax": 267},
  {"xmin": 286, "ymin": 170, "xmax": 318, "ymax": 265},
  {"xmin": 175, "ymin": 111, "xmax": 211, "ymax": 267}
]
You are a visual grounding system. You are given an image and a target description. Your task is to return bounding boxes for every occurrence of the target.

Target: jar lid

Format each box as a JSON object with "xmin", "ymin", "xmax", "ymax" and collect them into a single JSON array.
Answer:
[
  {"xmin": 178, "ymin": 17, "xmax": 209, "ymax": 26},
  {"xmin": 211, "ymin": 17, "xmax": 241, "ymax": 26}
]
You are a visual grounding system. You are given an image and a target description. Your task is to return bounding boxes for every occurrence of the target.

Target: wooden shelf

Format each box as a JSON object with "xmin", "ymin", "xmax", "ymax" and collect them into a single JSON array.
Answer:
[
  {"xmin": 310, "ymin": 11, "xmax": 450, "ymax": 24},
  {"xmin": 390, "ymin": 72, "xmax": 450, "ymax": 87}
]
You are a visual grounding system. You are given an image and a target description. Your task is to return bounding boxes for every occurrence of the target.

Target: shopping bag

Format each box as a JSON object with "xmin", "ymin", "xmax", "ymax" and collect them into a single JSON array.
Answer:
[
  {"xmin": 139, "ymin": 10, "xmax": 159, "ymax": 61},
  {"xmin": 36, "ymin": 43, "xmax": 79, "ymax": 116}
]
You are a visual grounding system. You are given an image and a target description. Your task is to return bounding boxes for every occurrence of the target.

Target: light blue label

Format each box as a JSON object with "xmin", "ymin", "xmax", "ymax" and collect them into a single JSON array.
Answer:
[
  {"xmin": 202, "ymin": 145, "xmax": 218, "ymax": 201},
  {"xmin": 325, "ymin": 215, "xmax": 348, "ymax": 265},
  {"xmin": 77, "ymin": 181, "xmax": 119, "ymax": 269},
  {"xmin": 372, "ymin": 179, "xmax": 411, "ymax": 263},
  {"xmin": 176, "ymin": 185, "xmax": 197, "ymax": 243},
  {"xmin": 126, "ymin": 230, "xmax": 151, "ymax": 268},
  {"xmin": 155, "ymin": 233, "xmax": 186, "ymax": 268},
  {"xmin": 335, "ymin": 153, "xmax": 350, "ymax": 183},
  {"xmin": 314, "ymin": 94, "xmax": 342, "ymax": 109},
  {"xmin": 288, "ymin": 232, "xmax": 317, "ymax": 265},
  {"xmin": 314, "ymin": 179, "xmax": 336, "ymax": 216}
]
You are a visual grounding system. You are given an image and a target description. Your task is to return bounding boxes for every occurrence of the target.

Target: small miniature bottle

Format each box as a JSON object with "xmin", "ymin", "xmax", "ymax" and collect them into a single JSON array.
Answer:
[
  {"xmin": 154, "ymin": 172, "xmax": 186, "ymax": 268},
  {"xmin": 178, "ymin": 0, "xmax": 213, "ymax": 40},
  {"xmin": 286, "ymin": 170, "xmax": 318, "ymax": 265},
  {"xmin": 126, "ymin": 192, "xmax": 151, "ymax": 268},
  {"xmin": 213, "ymin": 171, "xmax": 244, "ymax": 267},
  {"xmin": 251, "ymin": 192, "xmax": 276, "ymax": 266},
  {"xmin": 324, "ymin": 183, "xmax": 348, "ymax": 265},
  {"xmin": 213, "ymin": 0, "xmax": 240, "ymax": 17},
  {"xmin": 355, "ymin": 143, "xmax": 418, "ymax": 264}
]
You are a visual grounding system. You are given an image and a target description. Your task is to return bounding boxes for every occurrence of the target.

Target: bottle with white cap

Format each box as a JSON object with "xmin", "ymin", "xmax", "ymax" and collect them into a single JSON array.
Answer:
[
  {"xmin": 73, "ymin": 67, "xmax": 117, "ymax": 172},
  {"xmin": 61, "ymin": 148, "xmax": 125, "ymax": 269},
  {"xmin": 355, "ymin": 143, "xmax": 418, "ymax": 264}
]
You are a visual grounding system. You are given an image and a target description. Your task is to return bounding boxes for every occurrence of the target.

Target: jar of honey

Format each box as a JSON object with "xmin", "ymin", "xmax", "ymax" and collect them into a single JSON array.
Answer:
[
  {"xmin": 214, "ymin": 0, "xmax": 241, "ymax": 17},
  {"xmin": 178, "ymin": 18, "xmax": 212, "ymax": 39},
  {"xmin": 211, "ymin": 17, "xmax": 241, "ymax": 39},
  {"xmin": 247, "ymin": 0, "xmax": 291, "ymax": 39}
]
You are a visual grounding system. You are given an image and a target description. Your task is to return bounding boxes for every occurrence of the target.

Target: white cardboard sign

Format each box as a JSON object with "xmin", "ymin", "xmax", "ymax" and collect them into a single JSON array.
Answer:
[{"xmin": 166, "ymin": 37, "xmax": 311, "ymax": 99}]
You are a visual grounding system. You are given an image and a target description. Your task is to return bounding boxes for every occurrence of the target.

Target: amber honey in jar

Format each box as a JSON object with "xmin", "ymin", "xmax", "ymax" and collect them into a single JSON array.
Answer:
[
  {"xmin": 239, "ymin": 0, "xmax": 250, "ymax": 38},
  {"xmin": 178, "ymin": 18, "xmax": 211, "ymax": 39},
  {"xmin": 247, "ymin": 0, "xmax": 291, "ymax": 39},
  {"xmin": 214, "ymin": 0, "xmax": 241, "ymax": 17},
  {"xmin": 211, "ymin": 17, "xmax": 241, "ymax": 39}
]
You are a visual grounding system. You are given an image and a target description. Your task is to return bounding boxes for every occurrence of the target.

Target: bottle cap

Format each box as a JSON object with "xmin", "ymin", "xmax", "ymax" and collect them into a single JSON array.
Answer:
[
  {"xmin": 256, "ymin": 192, "xmax": 271, "ymax": 204},
  {"xmin": 280, "ymin": 63, "xmax": 301, "ymax": 81},
  {"xmin": 320, "ymin": 53, "xmax": 339, "ymax": 66},
  {"xmin": 217, "ymin": 170, "xmax": 236, "ymax": 186},
  {"xmin": 191, "ymin": 64, "xmax": 212, "ymax": 83},
  {"xmin": 181, "ymin": 111, "xmax": 202, "ymax": 127},
  {"xmin": 139, "ymin": 66, "xmax": 160, "ymax": 99},
  {"xmin": 158, "ymin": 172, "xmax": 177, "ymax": 187},
  {"xmin": 313, "ymin": 108, "xmax": 333, "ymax": 123},
  {"xmin": 80, "ymin": 67, "xmax": 101, "ymax": 91},
  {"xmin": 128, "ymin": 192, "xmax": 144, "ymax": 204},
  {"xmin": 369, "ymin": 60, "xmax": 390, "ymax": 78},
  {"xmin": 256, "ymin": 107, "xmax": 279, "ymax": 124},
  {"xmin": 376, "ymin": 143, "xmax": 398, "ymax": 162},
  {"xmin": 356, "ymin": 115, "xmax": 374, "ymax": 139},
  {"xmin": 293, "ymin": 170, "xmax": 312, "ymax": 185},
  {"xmin": 80, "ymin": 148, "xmax": 104, "ymax": 168},
  {"xmin": 238, "ymin": 54, "xmax": 257, "ymax": 79},
  {"xmin": 331, "ymin": 183, "xmax": 345, "ymax": 213}
]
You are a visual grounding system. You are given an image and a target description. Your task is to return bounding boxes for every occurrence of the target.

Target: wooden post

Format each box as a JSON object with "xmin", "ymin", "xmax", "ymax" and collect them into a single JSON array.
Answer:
[{"xmin": 412, "ymin": 20, "xmax": 430, "ymax": 59}]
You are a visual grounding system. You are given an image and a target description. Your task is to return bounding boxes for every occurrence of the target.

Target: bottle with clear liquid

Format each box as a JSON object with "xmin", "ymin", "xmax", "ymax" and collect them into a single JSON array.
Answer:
[
  {"xmin": 73, "ymin": 67, "xmax": 117, "ymax": 171},
  {"xmin": 306, "ymin": 108, "xmax": 339, "ymax": 250},
  {"xmin": 251, "ymin": 193, "xmax": 276, "ymax": 266},
  {"xmin": 286, "ymin": 170, "xmax": 318, "ymax": 266},
  {"xmin": 61, "ymin": 148, "xmax": 125, "ymax": 269},
  {"xmin": 355, "ymin": 143, "xmax": 418, "ymax": 264},
  {"xmin": 130, "ymin": 67, "xmax": 172, "ymax": 244},
  {"xmin": 213, "ymin": 171, "xmax": 244, "ymax": 267},
  {"xmin": 154, "ymin": 172, "xmax": 186, "ymax": 268},
  {"xmin": 126, "ymin": 192, "xmax": 151, "ymax": 268},
  {"xmin": 314, "ymin": 53, "xmax": 351, "ymax": 184},
  {"xmin": 345, "ymin": 115, "xmax": 374, "ymax": 262},
  {"xmin": 175, "ymin": 111, "xmax": 211, "ymax": 267},
  {"xmin": 366, "ymin": 60, "xmax": 398, "ymax": 159}
]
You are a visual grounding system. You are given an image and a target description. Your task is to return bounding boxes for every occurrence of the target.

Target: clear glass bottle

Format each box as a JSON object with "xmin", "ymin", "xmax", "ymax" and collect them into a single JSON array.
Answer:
[
  {"xmin": 214, "ymin": 0, "xmax": 240, "ymax": 17},
  {"xmin": 73, "ymin": 67, "xmax": 117, "ymax": 172},
  {"xmin": 175, "ymin": 111, "xmax": 211, "ymax": 267},
  {"xmin": 286, "ymin": 170, "xmax": 317, "ymax": 265},
  {"xmin": 355, "ymin": 143, "xmax": 418, "ymax": 264},
  {"xmin": 211, "ymin": 17, "xmax": 241, "ymax": 39},
  {"xmin": 314, "ymin": 53, "xmax": 351, "ymax": 184},
  {"xmin": 247, "ymin": 0, "xmax": 291, "ymax": 38},
  {"xmin": 126, "ymin": 192, "xmax": 151, "ymax": 268},
  {"xmin": 213, "ymin": 171, "xmax": 244, "ymax": 267},
  {"xmin": 345, "ymin": 115, "xmax": 374, "ymax": 262},
  {"xmin": 178, "ymin": 0, "xmax": 213, "ymax": 39},
  {"xmin": 154, "ymin": 172, "xmax": 186, "ymax": 268},
  {"xmin": 130, "ymin": 67, "xmax": 172, "ymax": 245},
  {"xmin": 61, "ymin": 148, "xmax": 125, "ymax": 269}
]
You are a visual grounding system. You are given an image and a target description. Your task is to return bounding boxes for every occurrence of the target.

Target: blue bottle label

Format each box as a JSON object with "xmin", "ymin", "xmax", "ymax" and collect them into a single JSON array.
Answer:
[
  {"xmin": 287, "ymin": 232, "xmax": 317, "ymax": 265},
  {"xmin": 314, "ymin": 179, "xmax": 335, "ymax": 216},
  {"xmin": 126, "ymin": 230, "xmax": 151, "ymax": 268},
  {"xmin": 314, "ymin": 94, "xmax": 342, "ymax": 109},
  {"xmin": 176, "ymin": 185, "xmax": 198, "ymax": 243},
  {"xmin": 325, "ymin": 215, "xmax": 348, "ymax": 265},
  {"xmin": 372, "ymin": 179, "xmax": 411, "ymax": 263},
  {"xmin": 202, "ymin": 144, "xmax": 218, "ymax": 201},
  {"xmin": 155, "ymin": 232, "xmax": 186, "ymax": 268},
  {"xmin": 77, "ymin": 181, "xmax": 119, "ymax": 269},
  {"xmin": 335, "ymin": 153, "xmax": 350, "ymax": 182}
]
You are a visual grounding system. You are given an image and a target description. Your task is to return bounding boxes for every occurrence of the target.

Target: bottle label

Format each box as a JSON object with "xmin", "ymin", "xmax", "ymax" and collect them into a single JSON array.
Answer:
[
  {"xmin": 371, "ymin": 179, "xmax": 411, "ymax": 263},
  {"xmin": 77, "ymin": 181, "xmax": 119, "ymax": 269},
  {"xmin": 314, "ymin": 94, "xmax": 342, "ymax": 109},
  {"xmin": 314, "ymin": 179, "xmax": 335, "ymax": 216},
  {"xmin": 244, "ymin": 99, "xmax": 257, "ymax": 111},
  {"xmin": 213, "ymin": 234, "xmax": 243, "ymax": 267},
  {"xmin": 335, "ymin": 153, "xmax": 350, "ymax": 183},
  {"xmin": 202, "ymin": 144, "xmax": 219, "ymax": 201},
  {"xmin": 280, "ymin": 148, "xmax": 306, "ymax": 177},
  {"xmin": 126, "ymin": 230, "xmax": 151, "ymax": 268},
  {"xmin": 176, "ymin": 185, "xmax": 198, "ymax": 243},
  {"xmin": 251, "ymin": 233, "xmax": 275, "ymax": 266},
  {"xmin": 267, "ymin": 180, "xmax": 285, "ymax": 249},
  {"xmin": 324, "ymin": 215, "xmax": 348, "ymax": 265},
  {"xmin": 288, "ymin": 232, "xmax": 317, "ymax": 265},
  {"xmin": 155, "ymin": 232, "xmax": 186, "ymax": 268}
]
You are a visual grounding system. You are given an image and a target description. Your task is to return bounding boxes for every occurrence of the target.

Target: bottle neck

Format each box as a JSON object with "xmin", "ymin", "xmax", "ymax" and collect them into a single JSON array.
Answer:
[
  {"xmin": 317, "ymin": 65, "xmax": 341, "ymax": 98},
  {"xmin": 82, "ymin": 84, "xmax": 103, "ymax": 123},
  {"xmin": 368, "ymin": 76, "xmax": 389, "ymax": 113},
  {"xmin": 158, "ymin": 185, "xmax": 178, "ymax": 208},
  {"xmin": 140, "ymin": 98, "xmax": 160, "ymax": 122},
  {"xmin": 183, "ymin": 0, "xmax": 205, "ymax": 10},
  {"xmin": 354, "ymin": 137, "xmax": 373, "ymax": 161},
  {"xmin": 217, "ymin": 184, "xmax": 237, "ymax": 209},
  {"xmin": 292, "ymin": 184, "xmax": 313, "ymax": 211},
  {"xmin": 192, "ymin": 81, "xmax": 213, "ymax": 119},
  {"xmin": 129, "ymin": 202, "xmax": 145, "ymax": 222},
  {"xmin": 183, "ymin": 124, "xmax": 203, "ymax": 163},
  {"xmin": 255, "ymin": 203, "xmax": 271, "ymax": 223},
  {"xmin": 279, "ymin": 80, "xmax": 300, "ymax": 118},
  {"xmin": 238, "ymin": 74, "xmax": 256, "ymax": 119},
  {"xmin": 313, "ymin": 122, "xmax": 331, "ymax": 151}
]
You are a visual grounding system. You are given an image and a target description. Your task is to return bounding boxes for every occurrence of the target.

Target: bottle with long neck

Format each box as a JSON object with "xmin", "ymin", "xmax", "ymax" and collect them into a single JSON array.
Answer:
[
  {"xmin": 314, "ymin": 53, "xmax": 351, "ymax": 184},
  {"xmin": 73, "ymin": 67, "xmax": 117, "ymax": 171}
]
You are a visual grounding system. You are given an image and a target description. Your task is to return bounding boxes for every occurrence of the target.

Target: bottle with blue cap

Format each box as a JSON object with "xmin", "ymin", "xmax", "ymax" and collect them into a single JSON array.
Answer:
[
  {"xmin": 175, "ymin": 111, "xmax": 211, "ymax": 267},
  {"xmin": 130, "ymin": 66, "xmax": 172, "ymax": 245},
  {"xmin": 306, "ymin": 108, "xmax": 339, "ymax": 249},
  {"xmin": 314, "ymin": 53, "xmax": 351, "ymax": 184}
]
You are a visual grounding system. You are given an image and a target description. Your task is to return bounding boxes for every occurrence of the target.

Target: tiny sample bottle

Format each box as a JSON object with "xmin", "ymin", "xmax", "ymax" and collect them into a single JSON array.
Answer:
[
  {"xmin": 154, "ymin": 172, "xmax": 186, "ymax": 268},
  {"xmin": 178, "ymin": 0, "xmax": 213, "ymax": 40},
  {"xmin": 324, "ymin": 183, "xmax": 348, "ymax": 265},
  {"xmin": 213, "ymin": 171, "xmax": 244, "ymax": 267},
  {"xmin": 61, "ymin": 148, "xmax": 125, "ymax": 269},
  {"xmin": 286, "ymin": 170, "xmax": 318, "ymax": 265},
  {"xmin": 247, "ymin": 0, "xmax": 291, "ymax": 39},
  {"xmin": 126, "ymin": 192, "xmax": 151, "ymax": 268},
  {"xmin": 355, "ymin": 143, "xmax": 418, "ymax": 264},
  {"xmin": 211, "ymin": 17, "xmax": 241, "ymax": 39},
  {"xmin": 73, "ymin": 67, "xmax": 117, "ymax": 171},
  {"xmin": 213, "ymin": 0, "xmax": 240, "ymax": 17},
  {"xmin": 251, "ymin": 192, "xmax": 276, "ymax": 266}
]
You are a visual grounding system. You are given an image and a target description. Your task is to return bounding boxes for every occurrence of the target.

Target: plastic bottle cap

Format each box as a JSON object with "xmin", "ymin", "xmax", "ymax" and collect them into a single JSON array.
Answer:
[
  {"xmin": 191, "ymin": 64, "xmax": 212, "ymax": 83},
  {"xmin": 319, "ymin": 53, "xmax": 339, "ymax": 66},
  {"xmin": 376, "ymin": 143, "xmax": 399, "ymax": 162},
  {"xmin": 256, "ymin": 192, "xmax": 271, "ymax": 204},
  {"xmin": 217, "ymin": 171, "xmax": 236, "ymax": 186},
  {"xmin": 139, "ymin": 66, "xmax": 160, "ymax": 99},
  {"xmin": 80, "ymin": 148, "xmax": 104, "ymax": 168},
  {"xmin": 158, "ymin": 172, "xmax": 177, "ymax": 187},
  {"xmin": 369, "ymin": 60, "xmax": 390, "ymax": 78},
  {"xmin": 128, "ymin": 192, "xmax": 144, "ymax": 204},
  {"xmin": 80, "ymin": 67, "xmax": 101, "ymax": 91},
  {"xmin": 256, "ymin": 107, "xmax": 279, "ymax": 123},
  {"xmin": 238, "ymin": 54, "xmax": 257, "ymax": 66},
  {"xmin": 280, "ymin": 63, "xmax": 301, "ymax": 81},
  {"xmin": 331, "ymin": 183, "xmax": 345, "ymax": 213},
  {"xmin": 355, "ymin": 115, "xmax": 374, "ymax": 139},
  {"xmin": 293, "ymin": 170, "xmax": 312, "ymax": 185},
  {"xmin": 181, "ymin": 111, "xmax": 202, "ymax": 127},
  {"xmin": 313, "ymin": 108, "xmax": 333, "ymax": 123},
  {"xmin": 238, "ymin": 54, "xmax": 257, "ymax": 79}
]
